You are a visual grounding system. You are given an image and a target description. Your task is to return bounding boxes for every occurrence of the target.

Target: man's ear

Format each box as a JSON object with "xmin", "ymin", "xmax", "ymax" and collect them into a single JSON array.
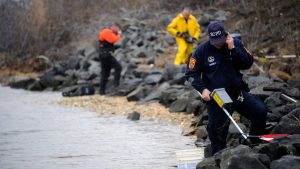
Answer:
[{"xmin": 225, "ymin": 32, "xmax": 229, "ymax": 37}]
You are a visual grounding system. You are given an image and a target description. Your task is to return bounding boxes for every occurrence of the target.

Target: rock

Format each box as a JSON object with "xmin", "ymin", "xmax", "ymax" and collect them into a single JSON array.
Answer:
[
  {"xmin": 228, "ymin": 123, "xmax": 247, "ymax": 135},
  {"xmin": 204, "ymin": 144, "xmax": 213, "ymax": 158},
  {"xmin": 253, "ymin": 142, "xmax": 290, "ymax": 161},
  {"xmin": 39, "ymin": 71, "xmax": 62, "ymax": 88},
  {"xmin": 169, "ymin": 98, "xmax": 189, "ymax": 112},
  {"xmin": 267, "ymin": 112, "xmax": 283, "ymax": 122},
  {"xmin": 287, "ymin": 80, "xmax": 300, "ymax": 89},
  {"xmin": 160, "ymin": 88, "xmax": 180, "ymax": 106},
  {"xmin": 220, "ymin": 145, "xmax": 270, "ymax": 169},
  {"xmin": 9, "ymin": 78, "xmax": 36, "ymax": 89},
  {"xmin": 67, "ymin": 55, "xmax": 81, "ymax": 70},
  {"xmin": 270, "ymin": 155, "xmax": 300, "ymax": 169},
  {"xmin": 132, "ymin": 68, "xmax": 149, "ymax": 78},
  {"xmin": 220, "ymin": 145, "xmax": 252, "ymax": 169},
  {"xmin": 186, "ymin": 100, "xmax": 203, "ymax": 115},
  {"xmin": 88, "ymin": 61, "xmax": 101, "ymax": 76},
  {"xmin": 272, "ymin": 108, "xmax": 300, "ymax": 134},
  {"xmin": 264, "ymin": 92, "xmax": 283, "ymax": 111},
  {"xmin": 272, "ymin": 103, "xmax": 300, "ymax": 116},
  {"xmin": 114, "ymin": 78, "xmax": 142, "ymax": 96},
  {"xmin": 126, "ymin": 85, "xmax": 146, "ymax": 101},
  {"xmin": 196, "ymin": 125, "xmax": 208, "ymax": 140},
  {"xmin": 196, "ymin": 157, "xmax": 219, "ymax": 169},
  {"xmin": 27, "ymin": 80, "xmax": 45, "ymax": 91},
  {"xmin": 226, "ymin": 153, "xmax": 270, "ymax": 169},
  {"xmin": 162, "ymin": 64, "xmax": 185, "ymax": 81},
  {"xmin": 281, "ymin": 87, "xmax": 300, "ymax": 100},
  {"xmin": 144, "ymin": 73, "xmax": 163, "ymax": 85},
  {"xmin": 84, "ymin": 47, "xmax": 97, "ymax": 60},
  {"xmin": 165, "ymin": 34, "xmax": 175, "ymax": 46},
  {"xmin": 127, "ymin": 111, "xmax": 140, "ymax": 121},
  {"xmin": 143, "ymin": 82, "xmax": 170, "ymax": 102}
]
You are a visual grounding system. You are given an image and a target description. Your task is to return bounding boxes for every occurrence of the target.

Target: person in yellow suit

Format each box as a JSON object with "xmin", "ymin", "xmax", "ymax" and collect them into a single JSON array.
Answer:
[{"xmin": 167, "ymin": 8, "xmax": 201, "ymax": 65}]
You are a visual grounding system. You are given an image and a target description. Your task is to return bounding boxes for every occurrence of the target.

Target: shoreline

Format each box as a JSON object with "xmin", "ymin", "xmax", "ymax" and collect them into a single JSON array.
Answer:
[{"xmin": 56, "ymin": 94, "xmax": 195, "ymax": 131}]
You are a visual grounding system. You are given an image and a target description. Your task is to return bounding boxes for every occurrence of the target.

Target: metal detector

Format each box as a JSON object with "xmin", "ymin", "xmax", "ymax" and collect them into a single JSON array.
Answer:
[{"xmin": 196, "ymin": 88, "xmax": 291, "ymax": 143}]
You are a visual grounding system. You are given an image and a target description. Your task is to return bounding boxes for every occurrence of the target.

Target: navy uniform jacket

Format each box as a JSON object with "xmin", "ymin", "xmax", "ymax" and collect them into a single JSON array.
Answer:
[{"xmin": 185, "ymin": 39, "xmax": 253, "ymax": 93}]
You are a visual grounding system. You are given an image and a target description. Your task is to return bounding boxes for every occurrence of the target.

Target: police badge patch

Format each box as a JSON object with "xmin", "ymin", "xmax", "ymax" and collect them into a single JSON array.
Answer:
[{"xmin": 189, "ymin": 57, "xmax": 196, "ymax": 70}]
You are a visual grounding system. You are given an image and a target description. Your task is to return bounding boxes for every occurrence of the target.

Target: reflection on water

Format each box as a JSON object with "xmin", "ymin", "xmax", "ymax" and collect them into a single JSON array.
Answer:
[{"xmin": 0, "ymin": 86, "xmax": 197, "ymax": 169}]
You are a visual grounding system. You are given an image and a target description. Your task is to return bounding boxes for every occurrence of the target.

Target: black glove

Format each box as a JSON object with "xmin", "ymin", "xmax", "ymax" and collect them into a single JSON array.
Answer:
[
  {"xmin": 176, "ymin": 32, "xmax": 184, "ymax": 37},
  {"xmin": 192, "ymin": 37, "xmax": 197, "ymax": 43}
]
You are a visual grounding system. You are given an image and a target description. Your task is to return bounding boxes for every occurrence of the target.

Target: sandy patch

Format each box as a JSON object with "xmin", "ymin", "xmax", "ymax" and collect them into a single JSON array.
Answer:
[{"xmin": 56, "ymin": 95, "xmax": 194, "ymax": 130}]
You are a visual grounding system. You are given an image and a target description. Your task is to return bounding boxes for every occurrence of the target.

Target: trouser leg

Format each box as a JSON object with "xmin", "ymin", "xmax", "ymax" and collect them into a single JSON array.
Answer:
[
  {"xmin": 207, "ymin": 101, "xmax": 232, "ymax": 155},
  {"xmin": 234, "ymin": 91, "xmax": 267, "ymax": 143},
  {"xmin": 174, "ymin": 38, "xmax": 188, "ymax": 65},
  {"xmin": 109, "ymin": 56, "xmax": 122, "ymax": 86},
  {"xmin": 100, "ymin": 61, "xmax": 111, "ymax": 94}
]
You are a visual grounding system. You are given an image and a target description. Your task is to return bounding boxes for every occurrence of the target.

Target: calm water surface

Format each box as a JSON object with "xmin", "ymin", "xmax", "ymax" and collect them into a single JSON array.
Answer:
[{"xmin": 0, "ymin": 86, "xmax": 197, "ymax": 169}]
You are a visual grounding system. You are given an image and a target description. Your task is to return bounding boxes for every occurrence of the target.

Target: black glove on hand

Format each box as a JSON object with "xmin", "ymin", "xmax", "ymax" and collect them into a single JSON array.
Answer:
[{"xmin": 176, "ymin": 32, "xmax": 184, "ymax": 37}]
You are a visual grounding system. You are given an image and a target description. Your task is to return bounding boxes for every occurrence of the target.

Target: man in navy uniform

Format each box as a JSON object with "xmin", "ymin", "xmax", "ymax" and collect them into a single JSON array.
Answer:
[{"xmin": 185, "ymin": 21, "xmax": 267, "ymax": 155}]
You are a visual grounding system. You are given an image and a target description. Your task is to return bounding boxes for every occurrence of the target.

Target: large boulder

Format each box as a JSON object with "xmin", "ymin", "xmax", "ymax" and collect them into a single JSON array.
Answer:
[
  {"xmin": 253, "ymin": 142, "xmax": 290, "ymax": 161},
  {"xmin": 144, "ymin": 73, "xmax": 163, "ymax": 85},
  {"xmin": 270, "ymin": 155, "xmax": 300, "ymax": 169},
  {"xmin": 272, "ymin": 108, "xmax": 300, "ymax": 134},
  {"xmin": 220, "ymin": 145, "xmax": 270, "ymax": 169},
  {"xmin": 196, "ymin": 157, "xmax": 219, "ymax": 169},
  {"xmin": 264, "ymin": 92, "xmax": 283, "ymax": 111},
  {"xmin": 9, "ymin": 78, "xmax": 36, "ymax": 89},
  {"xmin": 143, "ymin": 82, "xmax": 170, "ymax": 102},
  {"xmin": 169, "ymin": 98, "xmax": 189, "ymax": 112}
]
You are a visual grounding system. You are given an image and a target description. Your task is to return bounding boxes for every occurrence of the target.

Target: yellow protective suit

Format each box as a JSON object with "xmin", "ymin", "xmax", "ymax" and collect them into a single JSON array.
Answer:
[{"xmin": 167, "ymin": 13, "xmax": 200, "ymax": 65}]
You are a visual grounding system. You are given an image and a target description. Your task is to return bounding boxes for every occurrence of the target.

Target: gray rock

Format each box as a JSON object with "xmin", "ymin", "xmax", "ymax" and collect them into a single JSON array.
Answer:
[
  {"xmin": 287, "ymin": 80, "xmax": 300, "ymax": 89},
  {"xmin": 126, "ymin": 85, "xmax": 145, "ymax": 101},
  {"xmin": 196, "ymin": 157, "xmax": 219, "ymax": 169},
  {"xmin": 169, "ymin": 98, "xmax": 189, "ymax": 112},
  {"xmin": 27, "ymin": 80, "xmax": 44, "ymax": 91},
  {"xmin": 127, "ymin": 111, "xmax": 140, "ymax": 121},
  {"xmin": 270, "ymin": 155, "xmax": 300, "ymax": 169},
  {"xmin": 267, "ymin": 112, "xmax": 283, "ymax": 122},
  {"xmin": 9, "ymin": 78, "xmax": 36, "ymax": 89},
  {"xmin": 39, "ymin": 71, "xmax": 61, "ymax": 88},
  {"xmin": 226, "ymin": 153, "xmax": 270, "ymax": 169},
  {"xmin": 220, "ymin": 145, "xmax": 252, "ymax": 169},
  {"xmin": 281, "ymin": 87, "xmax": 300, "ymax": 100},
  {"xmin": 160, "ymin": 88, "xmax": 180, "ymax": 106},
  {"xmin": 144, "ymin": 73, "xmax": 163, "ymax": 85},
  {"xmin": 114, "ymin": 78, "xmax": 142, "ymax": 96},
  {"xmin": 264, "ymin": 93, "xmax": 283, "ymax": 111},
  {"xmin": 196, "ymin": 125, "xmax": 208, "ymax": 140},
  {"xmin": 88, "ymin": 61, "xmax": 101, "ymax": 76},
  {"xmin": 253, "ymin": 142, "xmax": 290, "ymax": 161},
  {"xmin": 228, "ymin": 123, "xmax": 247, "ymax": 135},
  {"xmin": 186, "ymin": 100, "xmax": 202, "ymax": 115},
  {"xmin": 272, "ymin": 108, "xmax": 300, "ymax": 134},
  {"xmin": 67, "ymin": 55, "xmax": 81, "ymax": 70},
  {"xmin": 144, "ymin": 82, "xmax": 170, "ymax": 102}
]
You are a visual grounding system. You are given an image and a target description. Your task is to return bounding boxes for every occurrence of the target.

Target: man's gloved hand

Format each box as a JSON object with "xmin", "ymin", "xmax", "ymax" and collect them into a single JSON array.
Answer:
[
  {"xmin": 185, "ymin": 36, "xmax": 196, "ymax": 44},
  {"xmin": 201, "ymin": 89, "xmax": 211, "ymax": 101},
  {"xmin": 192, "ymin": 37, "xmax": 197, "ymax": 43},
  {"xmin": 176, "ymin": 32, "xmax": 184, "ymax": 37}
]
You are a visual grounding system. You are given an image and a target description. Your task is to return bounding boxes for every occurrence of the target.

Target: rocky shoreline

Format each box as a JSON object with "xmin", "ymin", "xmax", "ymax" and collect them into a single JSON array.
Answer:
[{"xmin": 2, "ymin": 18, "xmax": 300, "ymax": 169}]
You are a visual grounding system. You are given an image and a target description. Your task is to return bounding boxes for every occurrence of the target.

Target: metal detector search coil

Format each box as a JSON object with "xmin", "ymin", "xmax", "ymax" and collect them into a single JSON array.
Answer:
[{"xmin": 211, "ymin": 88, "xmax": 233, "ymax": 108}]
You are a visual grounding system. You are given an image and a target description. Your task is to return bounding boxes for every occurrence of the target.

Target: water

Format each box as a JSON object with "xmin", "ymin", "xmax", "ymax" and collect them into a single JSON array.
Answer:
[{"xmin": 0, "ymin": 86, "xmax": 197, "ymax": 169}]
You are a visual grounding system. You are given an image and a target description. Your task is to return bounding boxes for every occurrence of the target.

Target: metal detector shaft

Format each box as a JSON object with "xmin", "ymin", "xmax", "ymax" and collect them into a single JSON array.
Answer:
[
  {"xmin": 195, "ymin": 90, "xmax": 248, "ymax": 140},
  {"xmin": 221, "ymin": 108, "xmax": 248, "ymax": 140}
]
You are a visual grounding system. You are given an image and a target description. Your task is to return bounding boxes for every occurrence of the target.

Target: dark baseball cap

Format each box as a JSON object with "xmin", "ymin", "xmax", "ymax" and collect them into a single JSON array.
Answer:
[{"xmin": 208, "ymin": 21, "xmax": 226, "ymax": 45}]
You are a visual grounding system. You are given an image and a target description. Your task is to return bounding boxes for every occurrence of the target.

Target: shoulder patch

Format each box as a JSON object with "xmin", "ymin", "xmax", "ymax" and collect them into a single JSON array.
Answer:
[{"xmin": 189, "ymin": 57, "xmax": 196, "ymax": 70}]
